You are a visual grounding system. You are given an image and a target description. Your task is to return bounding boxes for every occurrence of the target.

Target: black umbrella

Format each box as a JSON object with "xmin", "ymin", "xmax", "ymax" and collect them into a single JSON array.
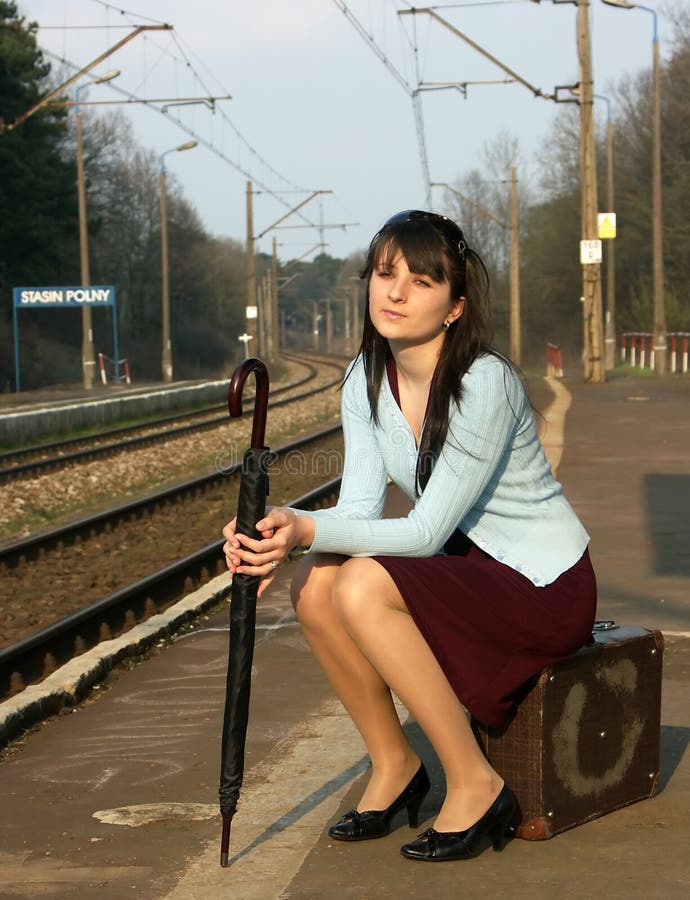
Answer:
[{"xmin": 219, "ymin": 357, "xmax": 271, "ymax": 866}]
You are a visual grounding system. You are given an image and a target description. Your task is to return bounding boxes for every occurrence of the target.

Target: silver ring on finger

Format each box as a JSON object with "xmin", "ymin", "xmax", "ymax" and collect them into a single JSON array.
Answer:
[{"xmin": 270, "ymin": 560, "xmax": 278, "ymax": 571}]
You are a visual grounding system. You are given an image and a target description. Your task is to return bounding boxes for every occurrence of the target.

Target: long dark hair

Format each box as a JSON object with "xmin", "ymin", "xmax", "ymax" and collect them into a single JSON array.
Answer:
[{"xmin": 354, "ymin": 210, "xmax": 498, "ymax": 493}]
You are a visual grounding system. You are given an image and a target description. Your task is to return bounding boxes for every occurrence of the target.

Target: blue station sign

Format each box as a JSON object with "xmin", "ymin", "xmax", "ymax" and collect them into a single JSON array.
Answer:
[
  {"xmin": 13, "ymin": 285, "xmax": 116, "ymax": 307},
  {"xmin": 11, "ymin": 285, "xmax": 119, "ymax": 392}
]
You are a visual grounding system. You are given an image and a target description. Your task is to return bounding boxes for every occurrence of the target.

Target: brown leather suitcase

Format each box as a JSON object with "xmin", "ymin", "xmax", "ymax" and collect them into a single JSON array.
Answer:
[{"xmin": 472, "ymin": 623, "xmax": 663, "ymax": 840}]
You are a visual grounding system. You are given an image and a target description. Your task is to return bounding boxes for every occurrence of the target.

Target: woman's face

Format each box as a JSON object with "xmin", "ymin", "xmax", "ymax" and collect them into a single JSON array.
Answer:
[{"xmin": 368, "ymin": 250, "xmax": 464, "ymax": 351}]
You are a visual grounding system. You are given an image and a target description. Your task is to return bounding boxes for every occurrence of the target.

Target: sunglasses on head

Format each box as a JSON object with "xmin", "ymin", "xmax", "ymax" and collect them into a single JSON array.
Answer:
[{"xmin": 383, "ymin": 209, "xmax": 467, "ymax": 260}]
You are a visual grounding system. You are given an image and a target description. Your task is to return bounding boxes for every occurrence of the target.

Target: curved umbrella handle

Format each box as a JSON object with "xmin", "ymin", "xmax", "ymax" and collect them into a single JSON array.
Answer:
[{"xmin": 228, "ymin": 357, "xmax": 270, "ymax": 449}]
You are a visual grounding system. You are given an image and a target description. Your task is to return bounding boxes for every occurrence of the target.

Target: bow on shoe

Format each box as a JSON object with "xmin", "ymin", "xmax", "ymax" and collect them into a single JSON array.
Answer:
[
  {"xmin": 400, "ymin": 784, "xmax": 518, "ymax": 861},
  {"xmin": 328, "ymin": 808, "xmax": 390, "ymax": 841}
]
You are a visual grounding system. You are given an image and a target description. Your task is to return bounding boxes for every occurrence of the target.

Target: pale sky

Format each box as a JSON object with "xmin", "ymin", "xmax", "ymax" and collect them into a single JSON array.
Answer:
[{"xmin": 16, "ymin": 0, "xmax": 674, "ymax": 261}]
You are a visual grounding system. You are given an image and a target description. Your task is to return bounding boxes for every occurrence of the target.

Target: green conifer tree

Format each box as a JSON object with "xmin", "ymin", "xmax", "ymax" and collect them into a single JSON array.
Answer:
[{"xmin": 0, "ymin": 1, "xmax": 79, "ymax": 388}]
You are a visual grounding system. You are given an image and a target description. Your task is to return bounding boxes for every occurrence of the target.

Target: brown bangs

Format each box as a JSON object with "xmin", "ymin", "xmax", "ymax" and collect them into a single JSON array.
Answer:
[{"xmin": 373, "ymin": 230, "xmax": 451, "ymax": 284}]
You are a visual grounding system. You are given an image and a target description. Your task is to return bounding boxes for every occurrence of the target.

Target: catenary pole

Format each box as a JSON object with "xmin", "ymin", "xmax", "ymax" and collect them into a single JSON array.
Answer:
[{"xmin": 577, "ymin": 0, "xmax": 605, "ymax": 382}]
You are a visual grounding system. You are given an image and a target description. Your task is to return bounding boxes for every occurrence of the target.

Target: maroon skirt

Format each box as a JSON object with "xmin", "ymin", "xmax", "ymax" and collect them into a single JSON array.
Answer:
[{"xmin": 374, "ymin": 538, "xmax": 597, "ymax": 728}]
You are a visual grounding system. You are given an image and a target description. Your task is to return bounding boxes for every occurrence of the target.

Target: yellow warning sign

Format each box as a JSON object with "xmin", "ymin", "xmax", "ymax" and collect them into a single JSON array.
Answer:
[{"xmin": 598, "ymin": 212, "xmax": 617, "ymax": 239}]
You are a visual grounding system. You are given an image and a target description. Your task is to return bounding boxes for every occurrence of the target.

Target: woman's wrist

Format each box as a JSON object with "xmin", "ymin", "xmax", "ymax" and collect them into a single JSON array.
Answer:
[{"xmin": 295, "ymin": 513, "xmax": 315, "ymax": 549}]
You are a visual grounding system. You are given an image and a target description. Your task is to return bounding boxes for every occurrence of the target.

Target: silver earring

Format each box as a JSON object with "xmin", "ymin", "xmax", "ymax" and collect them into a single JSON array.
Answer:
[{"xmin": 442, "ymin": 320, "xmax": 450, "ymax": 332}]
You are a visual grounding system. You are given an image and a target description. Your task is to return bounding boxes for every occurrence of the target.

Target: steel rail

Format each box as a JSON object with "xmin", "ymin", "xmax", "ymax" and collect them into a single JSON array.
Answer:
[
  {"xmin": 0, "ymin": 361, "xmax": 317, "ymax": 468},
  {"xmin": 0, "ymin": 355, "xmax": 345, "ymax": 483},
  {"xmin": 0, "ymin": 476, "xmax": 342, "ymax": 710},
  {"xmin": 0, "ymin": 422, "xmax": 342, "ymax": 566}
]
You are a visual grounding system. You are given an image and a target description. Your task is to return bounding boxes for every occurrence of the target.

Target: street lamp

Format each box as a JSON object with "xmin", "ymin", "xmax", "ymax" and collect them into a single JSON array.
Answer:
[
  {"xmin": 75, "ymin": 69, "xmax": 119, "ymax": 389},
  {"xmin": 602, "ymin": 0, "xmax": 665, "ymax": 373},
  {"xmin": 159, "ymin": 140, "xmax": 198, "ymax": 383}
]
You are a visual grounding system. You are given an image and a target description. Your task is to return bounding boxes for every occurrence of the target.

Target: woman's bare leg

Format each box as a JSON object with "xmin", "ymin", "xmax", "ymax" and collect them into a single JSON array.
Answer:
[
  {"xmin": 291, "ymin": 553, "xmax": 421, "ymax": 810},
  {"xmin": 332, "ymin": 557, "xmax": 503, "ymax": 832}
]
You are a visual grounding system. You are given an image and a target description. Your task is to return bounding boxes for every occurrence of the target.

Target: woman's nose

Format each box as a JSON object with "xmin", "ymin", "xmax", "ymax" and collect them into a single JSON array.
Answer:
[{"xmin": 388, "ymin": 279, "xmax": 405, "ymax": 302}]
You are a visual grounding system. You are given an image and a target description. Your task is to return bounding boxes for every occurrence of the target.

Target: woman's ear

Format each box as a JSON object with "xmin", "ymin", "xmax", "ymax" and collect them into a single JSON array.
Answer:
[{"xmin": 450, "ymin": 295, "xmax": 466, "ymax": 323}]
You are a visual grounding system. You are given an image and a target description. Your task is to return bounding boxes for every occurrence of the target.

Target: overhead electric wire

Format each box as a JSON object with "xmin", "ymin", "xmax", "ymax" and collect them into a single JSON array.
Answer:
[
  {"xmin": 331, "ymin": 1, "xmax": 432, "ymax": 204},
  {"xmin": 89, "ymin": 0, "xmax": 169, "ymax": 27},
  {"xmin": 407, "ymin": 1, "xmax": 527, "ymax": 8},
  {"xmin": 168, "ymin": 30, "xmax": 311, "ymax": 197},
  {"xmin": 40, "ymin": 47, "xmax": 320, "ymax": 232},
  {"xmin": 85, "ymin": 0, "xmax": 312, "ymax": 197},
  {"xmin": 39, "ymin": 0, "xmax": 323, "ymax": 232},
  {"xmin": 331, "ymin": 0, "xmax": 413, "ymax": 95},
  {"xmin": 407, "ymin": 8, "xmax": 433, "ymax": 205}
]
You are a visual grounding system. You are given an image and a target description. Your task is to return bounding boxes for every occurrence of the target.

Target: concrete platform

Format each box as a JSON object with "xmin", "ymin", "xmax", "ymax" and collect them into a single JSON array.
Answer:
[
  {"xmin": 0, "ymin": 372, "xmax": 688, "ymax": 899},
  {"xmin": 0, "ymin": 379, "xmax": 228, "ymax": 446}
]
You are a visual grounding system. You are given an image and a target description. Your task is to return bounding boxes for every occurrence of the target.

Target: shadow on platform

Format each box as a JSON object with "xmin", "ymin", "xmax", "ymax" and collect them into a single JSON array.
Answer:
[{"xmin": 644, "ymin": 474, "xmax": 690, "ymax": 576}]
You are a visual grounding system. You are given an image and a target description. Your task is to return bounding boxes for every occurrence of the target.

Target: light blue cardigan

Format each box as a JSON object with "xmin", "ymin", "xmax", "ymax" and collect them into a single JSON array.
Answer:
[{"xmin": 295, "ymin": 353, "xmax": 589, "ymax": 587}]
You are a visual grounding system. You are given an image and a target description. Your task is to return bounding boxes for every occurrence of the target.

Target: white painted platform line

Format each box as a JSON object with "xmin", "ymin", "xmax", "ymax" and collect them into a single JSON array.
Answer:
[
  {"xmin": 539, "ymin": 376, "xmax": 572, "ymax": 478},
  {"xmin": 163, "ymin": 696, "xmax": 373, "ymax": 900}
]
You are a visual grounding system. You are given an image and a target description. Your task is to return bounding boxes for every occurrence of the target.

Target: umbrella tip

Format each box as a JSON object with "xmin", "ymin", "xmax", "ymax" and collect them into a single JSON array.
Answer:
[{"xmin": 220, "ymin": 811, "xmax": 234, "ymax": 867}]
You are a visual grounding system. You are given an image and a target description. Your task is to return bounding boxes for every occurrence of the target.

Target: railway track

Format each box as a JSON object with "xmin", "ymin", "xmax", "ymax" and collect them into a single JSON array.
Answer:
[
  {"xmin": 0, "ymin": 427, "xmax": 344, "ymax": 703},
  {"xmin": 0, "ymin": 474, "xmax": 343, "ymax": 748},
  {"xmin": 0, "ymin": 353, "xmax": 345, "ymax": 484},
  {"xmin": 0, "ymin": 351, "xmax": 351, "ymax": 743}
]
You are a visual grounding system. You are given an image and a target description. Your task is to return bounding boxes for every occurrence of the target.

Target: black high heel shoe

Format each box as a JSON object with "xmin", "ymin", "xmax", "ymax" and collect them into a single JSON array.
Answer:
[
  {"xmin": 400, "ymin": 783, "xmax": 518, "ymax": 861},
  {"xmin": 328, "ymin": 764, "xmax": 430, "ymax": 842}
]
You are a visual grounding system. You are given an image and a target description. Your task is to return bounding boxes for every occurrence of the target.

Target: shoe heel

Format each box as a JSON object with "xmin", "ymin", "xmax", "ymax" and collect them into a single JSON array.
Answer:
[
  {"xmin": 406, "ymin": 794, "xmax": 424, "ymax": 829},
  {"xmin": 491, "ymin": 824, "xmax": 514, "ymax": 852}
]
